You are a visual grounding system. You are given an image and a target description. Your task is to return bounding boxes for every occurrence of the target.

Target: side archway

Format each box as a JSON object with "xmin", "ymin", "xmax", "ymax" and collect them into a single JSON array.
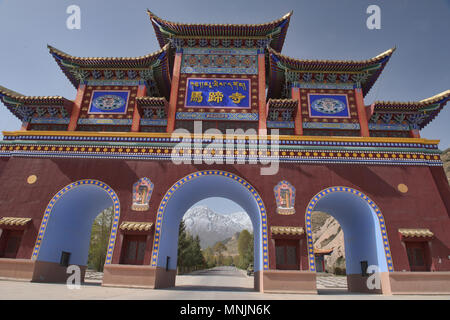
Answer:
[
  {"xmin": 305, "ymin": 186, "xmax": 393, "ymax": 293},
  {"xmin": 31, "ymin": 180, "xmax": 120, "ymax": 282}
]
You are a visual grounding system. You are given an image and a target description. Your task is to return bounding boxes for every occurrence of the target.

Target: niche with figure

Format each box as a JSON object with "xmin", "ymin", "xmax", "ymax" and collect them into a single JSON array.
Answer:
[
  {"xmin": 131, "ymin": 178, "xmax": 154, "ymax": 211},
  {"xmin": 274, "ymin": 180, "xmax": 296, "ymax": 215}
]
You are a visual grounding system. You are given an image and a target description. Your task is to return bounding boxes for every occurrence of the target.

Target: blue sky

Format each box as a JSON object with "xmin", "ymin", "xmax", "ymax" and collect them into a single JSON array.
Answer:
[{"xmin": 0, "ymin": 0, "xmax": 449, "ymax": 213}]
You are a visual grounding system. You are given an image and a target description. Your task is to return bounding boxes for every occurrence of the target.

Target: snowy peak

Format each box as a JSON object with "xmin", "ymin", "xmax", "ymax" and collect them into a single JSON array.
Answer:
[{"xmin": 182, "ymin": 206, "xmax": 252, "ymax": 248}]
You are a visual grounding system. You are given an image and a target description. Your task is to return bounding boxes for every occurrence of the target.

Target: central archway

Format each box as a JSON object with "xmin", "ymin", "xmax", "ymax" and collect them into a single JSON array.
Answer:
[{"xmin": 150, "ymin": 170, "xmax": 268, "ymax": 291}]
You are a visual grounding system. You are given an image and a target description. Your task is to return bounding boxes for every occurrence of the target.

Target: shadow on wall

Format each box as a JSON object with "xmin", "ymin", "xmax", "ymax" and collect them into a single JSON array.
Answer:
[
  {"xmin": 325, "ymin": 164, "xmax": 399, "ymax": 197},
  {"xmin": 51, "ymin": 158, "xmax": 139, "ymax": 187}
]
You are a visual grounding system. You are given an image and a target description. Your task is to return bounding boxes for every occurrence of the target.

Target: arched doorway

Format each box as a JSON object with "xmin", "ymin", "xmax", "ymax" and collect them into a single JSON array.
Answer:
[
  {"xmin": 31, "ymin": 180, "xmax": 120, "ymax": 283},
  {"xmin": 150, "ymin": 170, "xmax": 268, "ymax": 291},
  {"xmin": 175, "ymin": 198, "xmax": 254, "ymax": 291},
  {"xmin": 305, "ymin": 187, "xmax": 393, "ymax": 294}
]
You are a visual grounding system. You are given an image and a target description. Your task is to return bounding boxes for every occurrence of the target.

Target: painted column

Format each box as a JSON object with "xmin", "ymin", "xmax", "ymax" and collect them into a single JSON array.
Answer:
[
  {"xmin": 20, "ymin": 121, "xmax": 29, "ymax": 131},
  {"xmin": 258, "ymin": 53, "xmax": 267, "ymax": 135},
  {"xmin": 291, "ymin": 87, "xmax": 303, "ymax": 135},
  {"xmin": 354, "ymin": 87, "xmax": 370, "ymax": 137},
  {"xmin": 131, "ymin": 84, "xmax": 146, "ymax": 132},
  {"xmin": 166, "ymin": 51, "xmax": 183, "ymax": 134},
  {"xmin": 410, "ymin": 129, "xmax": 421, "ymax": 138},
  {"xmin": 68, "ymin": 84, "xmax": 86, "ymax": 131}
]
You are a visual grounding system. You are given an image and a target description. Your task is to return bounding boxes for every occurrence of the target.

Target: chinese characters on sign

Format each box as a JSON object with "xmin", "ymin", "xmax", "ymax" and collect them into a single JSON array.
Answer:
[{"xmin": 185, "ymin": 78, "xmax": 251, "ymax": 108}]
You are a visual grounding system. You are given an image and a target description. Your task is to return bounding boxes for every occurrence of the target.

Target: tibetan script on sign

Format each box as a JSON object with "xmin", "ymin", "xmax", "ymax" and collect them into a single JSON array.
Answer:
[{"xmin": 185, "ymin": 78, "xmax": 251, "ymax": 108}]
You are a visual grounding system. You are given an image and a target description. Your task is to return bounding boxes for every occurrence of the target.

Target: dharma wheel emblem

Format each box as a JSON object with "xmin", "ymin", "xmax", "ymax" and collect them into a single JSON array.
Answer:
[
  {"xmin": 311, "ymin": 98, "xmax": 346, "ymax": 114},
  {"xmin": 93, "ymin": 94, "xmax": 126, "ymax": 111}
]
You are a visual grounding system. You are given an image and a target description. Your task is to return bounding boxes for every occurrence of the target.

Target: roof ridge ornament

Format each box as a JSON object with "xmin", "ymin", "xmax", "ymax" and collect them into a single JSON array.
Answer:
[{"xmin": 147, "ymin": 9, "xmax": 292, "ymax": 51}]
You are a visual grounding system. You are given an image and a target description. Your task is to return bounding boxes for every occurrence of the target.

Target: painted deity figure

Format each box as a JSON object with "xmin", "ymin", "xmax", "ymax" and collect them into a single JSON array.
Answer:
[
  {"xmin": 131, "ymin": 178, "xmax": 154, "ymax": 211},
  {"xmin": 279, "ymin": 188, "xmax": 291, "ymax": 208},
  {"xmin": 274, "ymin": 181, "xmax": 295, "ymax": 215}
]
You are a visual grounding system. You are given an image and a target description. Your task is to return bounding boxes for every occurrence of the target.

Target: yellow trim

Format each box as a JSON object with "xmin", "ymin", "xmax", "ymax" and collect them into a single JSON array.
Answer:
[{"xmin": 2, "ymin": 130, "xmax": 440, "ymax": 145}]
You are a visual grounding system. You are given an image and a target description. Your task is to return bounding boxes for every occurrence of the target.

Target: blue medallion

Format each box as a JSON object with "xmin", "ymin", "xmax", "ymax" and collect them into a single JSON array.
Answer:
[
  {"xmin": 308, "ymin": 94, "xmax": 350, "ymax": 118},
  {"xmin": 89, "ymin": 91, "xmax": 129, "ymax": 114}
]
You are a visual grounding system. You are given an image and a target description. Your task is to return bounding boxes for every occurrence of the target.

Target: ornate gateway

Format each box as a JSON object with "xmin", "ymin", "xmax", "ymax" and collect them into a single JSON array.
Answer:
[{"xmin": 0, "ymin": 9, "xmax": 449, "ymax": 295}]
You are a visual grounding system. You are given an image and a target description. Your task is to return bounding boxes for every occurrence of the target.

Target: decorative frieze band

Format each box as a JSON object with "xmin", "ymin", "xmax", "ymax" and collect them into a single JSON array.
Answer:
[
  {"xmin": 176, "ymin": 112, "xmax": 258, "ymax": 121},
  {"xmin": 303, "ymin": 122, "xmax": 360, "ymax": 130},
  {"xmin": 291, "ymin": 82, "xmax": 355, "ymax": 90},
  {"xmin": 267, "ymin": 121, "xmax": 295, "ymax": 128},
  {"xmin": 140, "ymin": 119, "xmax": 168, "ymax": 126},
  {"xmin": 30, "ymin": 118, "xmax": 70, "ymax": 125},
  {"xmin": 77, "ymin": 118, "xmax": 133, "ymax": 125}
]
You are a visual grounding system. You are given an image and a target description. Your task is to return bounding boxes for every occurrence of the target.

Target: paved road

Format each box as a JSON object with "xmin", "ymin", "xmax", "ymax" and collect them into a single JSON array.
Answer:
[{"xmin": 1, "ymin": 267, "xmax": 449, "ymax": 300}]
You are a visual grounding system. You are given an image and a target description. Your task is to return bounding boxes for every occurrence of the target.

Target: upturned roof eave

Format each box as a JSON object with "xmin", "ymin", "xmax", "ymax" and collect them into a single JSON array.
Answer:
[
  {"xmin": 47, "ymin": 44, "xmax": 172, "ymax": 90},
  {"xmin": 268, "ymin": 46, "xmax": 396, "ymax": 73},
  {"xmin": 371, "ymin": 90, "xmax": 450, "ymax": 111},
  {"xmin": 146, "ymin": 9, "xmax": 292, "ymax": 51}
]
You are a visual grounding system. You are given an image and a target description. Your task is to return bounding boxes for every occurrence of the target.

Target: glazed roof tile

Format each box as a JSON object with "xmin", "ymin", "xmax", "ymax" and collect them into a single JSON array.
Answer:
[
  {"xmin": 0, "ymin": 85, "xmax": 73, "ymax": 122},
  {"xmin": 0, "ymin": 217, "xmax": 32, "ymax": 226},
  {"xmin": 120, "ymin": 221, "xmax": 154, "ymax": 232},
  {"xmin": 147, "ymin": 10, "xmax": 292, "ymax": 51},
  {"xmin": 269, "ymin": 46, "xmax": 395, "ymax": 72},
  {"xmin": 398, "ymin": 228, "xmax": 434, "ymax": 238},
  {"xmin": 314, "ymin": 248, "xmax": 334, "ymax": 254},
  {"xmin": 271, "ymin": 226, "xmax": 304, "ymax": 235},
  {"xmin": 368, "ymin": 90, "xmax": 450, "ymax": 129},
  {"xmin": 0, "ymin": 85, "xmax": 69, "ymax": 105},
  {"xmin": 268, "ymin": 47, "xmax": 396, "ymax": 98},
  {"xmin": 267, "ymin": 98, "xmax": 298, "ymax": 109},
  {"xmin": 48, "ymin": 44, "xmax": 170, "ymax": 69},
  {"xmin": 371, "ymin": 90, "xmax": 450, "ymax": 111},
  {"xmin": 135, "ymin": 96, "xmax": 168, "ymax": 107},
  {"xmin": 48, "ymin": 44, "xmax": 172, "ymax": 94}
]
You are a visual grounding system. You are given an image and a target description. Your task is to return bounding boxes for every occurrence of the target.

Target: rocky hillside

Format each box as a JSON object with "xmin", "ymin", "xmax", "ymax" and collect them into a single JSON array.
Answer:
[
  {"xmin": 311, "ymin": 212, "xmax": 345, "ymax": 274},
  {"xmin": 216, "ymin": 232, "xmax": 241, "ymax": 256}
]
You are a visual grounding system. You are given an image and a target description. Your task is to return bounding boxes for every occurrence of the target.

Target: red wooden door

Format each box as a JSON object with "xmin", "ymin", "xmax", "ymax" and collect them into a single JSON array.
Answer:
[
  {"xmin": 0, "ymin": 230, "xmax": 23, "ymax": 258},
  {"xmin": 275, "ymin": 239, "xmax": 300, "ymax": 270},
  {"xmin": 406, "ymin": 242, "xmax": 428, "ymax": 271},
  {"xmin": 121, "ymin": 235, "xmax": 147, "ymax": 265}
]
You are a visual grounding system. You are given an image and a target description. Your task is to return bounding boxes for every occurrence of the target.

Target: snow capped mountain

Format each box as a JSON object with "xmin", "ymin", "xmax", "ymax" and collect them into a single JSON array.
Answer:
[{"xmin": 182, "ymin": 206, "xmax": 253, "ymax": 248}]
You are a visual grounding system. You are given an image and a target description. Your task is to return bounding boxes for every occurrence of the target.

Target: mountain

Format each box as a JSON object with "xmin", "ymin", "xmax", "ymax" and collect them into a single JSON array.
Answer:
[{"xmin": 183, "ymin": 206, "xmax": 253, "ymax": 248}]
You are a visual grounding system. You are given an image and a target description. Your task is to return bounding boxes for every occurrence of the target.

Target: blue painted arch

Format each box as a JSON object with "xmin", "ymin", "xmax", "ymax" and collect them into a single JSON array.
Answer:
[
  {"xmin": 151, "ymin": 170, "xmax": 269, "ymax": 271},
  {"xmin": 32, "ymin": 180, "xmax": 120, "ymax": 266},
  {"xmin": 305, "ymin": 187, "xmax": 394, "ymax": 274}
]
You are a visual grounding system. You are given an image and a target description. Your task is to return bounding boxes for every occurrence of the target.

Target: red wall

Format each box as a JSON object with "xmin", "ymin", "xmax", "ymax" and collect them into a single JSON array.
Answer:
[{"xmin": 0, "ymin": 156, "xmax": 448, "ymax": 271}]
